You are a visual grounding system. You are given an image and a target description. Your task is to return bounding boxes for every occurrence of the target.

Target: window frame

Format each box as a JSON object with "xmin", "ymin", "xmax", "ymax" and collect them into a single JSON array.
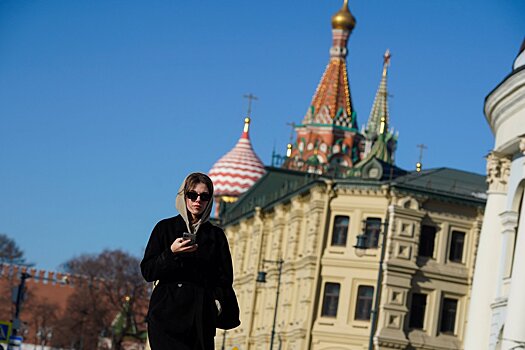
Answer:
[
  {"xmin": 439, "ymin": 297, "xmax": 459, "ymax": 334},
  {"xmin": 364, "ymin": 217, "xmax": 382, "ymax": 248},
  {"xmin": 321, "ymin": 282, "xmax": 341, "ymax": 318},
  {"xmin": 331, "ymin": 215, "xmax": 350, "ymax": 247},
  {"xmin": 418, "ymin": 224, "xmax": 437, "ymax": 258},
  {"xmin": 354, "ymin": 285, "xmax": 374, "ymax": 321},
  {"xmin": 409, "ymin": 292, "xmax": 427, "ymax": 330},
  {"xmin": 448, "ymin": 230, "xmax": 466, "ymax": 263}
]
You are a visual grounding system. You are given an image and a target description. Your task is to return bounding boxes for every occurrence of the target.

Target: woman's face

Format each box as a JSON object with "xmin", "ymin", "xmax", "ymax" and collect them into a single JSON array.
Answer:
[{"xmin": 185, "ymin": 182, "xmax": 211, "ymax": 219}]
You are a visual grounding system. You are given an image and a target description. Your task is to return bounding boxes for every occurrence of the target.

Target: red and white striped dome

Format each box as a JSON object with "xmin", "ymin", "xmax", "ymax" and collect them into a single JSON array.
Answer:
[{"xmin": 209, "ymin": 117, "xmax": 266, "ymax": 197}]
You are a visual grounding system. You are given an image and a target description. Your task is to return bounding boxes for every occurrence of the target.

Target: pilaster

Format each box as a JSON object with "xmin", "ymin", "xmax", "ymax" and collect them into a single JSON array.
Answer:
[{"xmin": 464, "ymin": 152, "xmax": 510, "ymax": 350}]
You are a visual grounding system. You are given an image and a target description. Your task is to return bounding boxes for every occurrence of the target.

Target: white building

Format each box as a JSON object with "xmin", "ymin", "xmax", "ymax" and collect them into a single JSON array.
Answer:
[{"xmin": 465, "ymin": 39, "xmax": 525, "ymax": 350}]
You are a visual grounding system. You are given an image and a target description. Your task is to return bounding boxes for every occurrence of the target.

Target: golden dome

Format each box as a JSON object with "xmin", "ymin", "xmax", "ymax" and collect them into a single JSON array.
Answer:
[{"xmin": 331, "ymin": 0, "xmax": 356, "ymax": 31}]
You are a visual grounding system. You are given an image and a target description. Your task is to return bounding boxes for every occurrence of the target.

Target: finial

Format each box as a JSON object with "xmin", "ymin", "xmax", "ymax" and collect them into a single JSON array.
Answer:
[
  {"xmin": 379, "ymin": 116, "xmax": 386, "ymax": 134},
  {"xmin": 243, "ymin": 117, "xmax": 251, "ymax": 133},
  {"xmin": 242, "ymin": 93, "xmax": 257, "ymax": 138},
  {"xmin": 382, "ymin": 49, "xmax": 391, "ymax": 77},
  {"xmin": 416, "ymin": 144, "xmax": 427, "ymax": 172},
  {"xmin": 286, "ymin": 143, "xmax": 292, "ymax": 157},
  {"xmin": 331, "ymin": 0, "xmax": 356, "ymax": 31}
]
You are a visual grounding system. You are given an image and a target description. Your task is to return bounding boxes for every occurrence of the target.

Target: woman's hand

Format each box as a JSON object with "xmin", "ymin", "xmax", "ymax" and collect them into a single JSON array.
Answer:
[{"xmin": 171, "ymin": 237, "xmax": 198, "ymax": 254}]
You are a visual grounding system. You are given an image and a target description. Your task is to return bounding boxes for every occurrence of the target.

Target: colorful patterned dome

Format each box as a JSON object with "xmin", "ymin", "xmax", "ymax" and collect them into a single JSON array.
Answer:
[{"xmin": 209, "ymin": 117, "xmax": 266, "ymax": 197}]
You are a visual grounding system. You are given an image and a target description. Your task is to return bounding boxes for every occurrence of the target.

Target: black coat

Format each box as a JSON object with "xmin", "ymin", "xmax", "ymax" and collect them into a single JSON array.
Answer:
[{"xmin": 141, "ymin": 215, "xmax": 238, "ymax": 349}]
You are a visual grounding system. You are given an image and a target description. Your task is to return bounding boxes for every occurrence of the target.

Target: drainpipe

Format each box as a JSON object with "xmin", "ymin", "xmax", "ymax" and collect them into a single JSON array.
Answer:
[
  {"xmin": 245, "ymin": 206, "xmax": 265, "ymax": 350},
  {"xmin": 306, "ymin": 179, "xmax": 335, "ymax": 350}
]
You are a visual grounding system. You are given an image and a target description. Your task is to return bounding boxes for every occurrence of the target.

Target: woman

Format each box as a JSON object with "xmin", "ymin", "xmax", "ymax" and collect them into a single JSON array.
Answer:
[{"xmin": 141, "ymin": 172, "xmax": 238, "ymax": 350}]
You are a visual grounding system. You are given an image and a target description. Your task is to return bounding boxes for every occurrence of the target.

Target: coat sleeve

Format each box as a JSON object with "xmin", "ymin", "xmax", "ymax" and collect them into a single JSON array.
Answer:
[{"xmin": 140, "ymin": 221, "xmax": 182, "ymax": 282}]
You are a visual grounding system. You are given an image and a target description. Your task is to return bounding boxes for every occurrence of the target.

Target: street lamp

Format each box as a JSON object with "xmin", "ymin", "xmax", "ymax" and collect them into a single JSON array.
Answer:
[
  {"xmin": 12, "ymin": 272, "xmax": 69, "ymax": 339},
  {"xmin": 353, "ymin": 220, "xmax": 388, "ymax": 350},
  {"xmin": 256, "ymin": 258, "xmax": 284, "ymax": 350},
  {"xmin": 12, "ymin": 272, "xmax": 31, "ymax": 337}
]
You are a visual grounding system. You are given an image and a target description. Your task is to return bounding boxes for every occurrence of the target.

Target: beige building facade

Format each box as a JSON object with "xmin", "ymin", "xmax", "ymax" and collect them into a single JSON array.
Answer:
[{"xmin": 219, "ymin": 166, "xmax": 486, "ymax": 350}]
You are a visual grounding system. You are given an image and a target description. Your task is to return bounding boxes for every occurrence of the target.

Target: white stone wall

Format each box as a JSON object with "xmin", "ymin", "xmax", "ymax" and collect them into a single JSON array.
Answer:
[{"xmin": 465, "ymin": 62, "xmax": 525, "ymax": 350}]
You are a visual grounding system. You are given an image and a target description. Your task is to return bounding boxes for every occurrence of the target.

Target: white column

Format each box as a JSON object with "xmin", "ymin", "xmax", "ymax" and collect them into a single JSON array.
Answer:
[
  {"xmin": 488, "ymin": 211, "xmax": 518, "ymax": 348},
  {"xmin": 494, "ymin": 211, "xmax": 518, "ymax": 298},
  {"xmin": 501, "ymin": 192, "xmax": 525, "ymax": 350},
  {"xmin": 464, "ymin": 193, "xmax": 505, "ymax": 349},
  {"xmin": 464, "ymin": 153, "xmax": 510, "ymax": 350}
]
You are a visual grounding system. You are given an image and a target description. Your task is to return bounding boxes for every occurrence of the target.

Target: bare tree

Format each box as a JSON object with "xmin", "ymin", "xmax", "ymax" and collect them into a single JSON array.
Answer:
[
  {"xmin": 58, "ymin": 249, "xmax": 148, "ymax": 350},
  {"xmin": 28, "ymin": 298, "xmax": 60, "ymax": 348}
]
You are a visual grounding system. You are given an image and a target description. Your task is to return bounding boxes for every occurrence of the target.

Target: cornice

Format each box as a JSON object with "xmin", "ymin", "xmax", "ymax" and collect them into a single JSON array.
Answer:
[{"xmin": 485, "ymin": 68, "xmax": 525, "ymax": 133}]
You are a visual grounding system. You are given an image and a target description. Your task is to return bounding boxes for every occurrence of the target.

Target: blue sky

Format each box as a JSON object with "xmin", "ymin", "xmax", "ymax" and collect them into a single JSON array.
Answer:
[{"xmin": 1, "ymin": 0, "xmax": 524, "ymax": 271}]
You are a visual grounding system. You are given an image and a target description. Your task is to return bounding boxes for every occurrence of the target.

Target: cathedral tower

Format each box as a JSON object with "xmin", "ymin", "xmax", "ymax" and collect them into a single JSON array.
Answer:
[
  {"xmin": 284, "ymin": 0, "xmax": 361, "ymax": 175},
  {"xmin": 358, "ymin": 49, "xmax": 397, "ymax": 165}
]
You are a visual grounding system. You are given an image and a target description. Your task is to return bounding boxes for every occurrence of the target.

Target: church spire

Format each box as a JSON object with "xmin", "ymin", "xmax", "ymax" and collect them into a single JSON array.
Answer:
[
  {"xmin": 366, "ymin": 49, "xmax": 391, "ymax": 139},
  {"xmin": 360, "ymin": 49, "xmax": 397, "ymax": 164},
  {"xmin": 284, "ymin": 1, "xmax": 361, "ymax": 175},
  {"xmin": 303, "ymin": 0, "xmax": 356, "ymax": 127}
]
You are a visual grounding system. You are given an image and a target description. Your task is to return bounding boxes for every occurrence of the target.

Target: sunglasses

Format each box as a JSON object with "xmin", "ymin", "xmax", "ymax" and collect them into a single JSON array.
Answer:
[{"xmin": 186, "ymin": 191, "xmax": 211, "ymax": 202}]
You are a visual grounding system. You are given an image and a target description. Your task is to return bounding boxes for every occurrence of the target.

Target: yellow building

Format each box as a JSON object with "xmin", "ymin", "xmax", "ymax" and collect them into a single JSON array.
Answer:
[
  {"xmin": 211, "ymin": 2, "xmax": 487, "ymax": 349},
  {"xmin": 219, "ymin": 166, "xmax": 486, "ymax": 350}
]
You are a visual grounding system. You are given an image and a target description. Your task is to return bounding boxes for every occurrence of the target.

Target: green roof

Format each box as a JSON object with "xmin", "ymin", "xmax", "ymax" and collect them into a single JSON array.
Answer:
[
  {"xmin": 220, "ymin": 166, "xmax": 487, "ymax": 226},
  {"xmin": 389, "ymin": 168, "xmax": 487, "ymax": 204}
]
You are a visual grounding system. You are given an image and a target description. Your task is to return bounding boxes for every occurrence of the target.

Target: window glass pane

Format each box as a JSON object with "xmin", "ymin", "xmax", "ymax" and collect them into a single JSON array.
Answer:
[
  {"xmin": 331, "ymin": 216, "xmax": 349, "ymax": 246},
  {"xmin": 440, "ymin": 298, "xmax": 458, "ymax": 333},
  {"xmin": 449, "ymin": 231, "xmax": 465, "ymax": 262},
  {"xmin": 365, "ymin": 218, "xmax": 381, "ymax": 248},
  {"xmin": 418, "ymin": 225, "xmax": 436, "ymax": 257},
  {"xmin": 354, "ymin": 285, "xmax": 374, "ymax": 320},
  {"xmin": 409, "ymin": 293, "xmax": 427, "ymax": 329},
  {"xmin": 321, "ymin": 282, "xmax": 340, "ymax": 317}
]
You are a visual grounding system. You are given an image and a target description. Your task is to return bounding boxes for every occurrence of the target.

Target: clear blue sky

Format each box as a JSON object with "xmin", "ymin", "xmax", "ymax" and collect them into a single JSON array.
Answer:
[{"xmin": 1, "ymin": 0, "xmax": 524, "ymax": 271}]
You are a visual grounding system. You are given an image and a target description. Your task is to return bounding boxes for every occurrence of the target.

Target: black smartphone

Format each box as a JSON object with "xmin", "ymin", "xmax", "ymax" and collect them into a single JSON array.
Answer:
[{"xmin": 182, "ymin": 232, "xmax": 196, "ymax": 245}]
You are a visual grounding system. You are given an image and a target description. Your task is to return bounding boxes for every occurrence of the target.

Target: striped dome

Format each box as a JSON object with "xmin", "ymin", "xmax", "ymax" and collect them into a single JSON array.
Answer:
[{"xmin": 209, "ymin": 118, "xmax": 266, "ymax": 197}]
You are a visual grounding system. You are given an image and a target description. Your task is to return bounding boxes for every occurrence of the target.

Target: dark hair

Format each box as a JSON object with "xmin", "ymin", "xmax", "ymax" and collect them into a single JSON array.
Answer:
[{"xmin": 183, "ymin": 172, "xmax": 214, "ymax": 197}]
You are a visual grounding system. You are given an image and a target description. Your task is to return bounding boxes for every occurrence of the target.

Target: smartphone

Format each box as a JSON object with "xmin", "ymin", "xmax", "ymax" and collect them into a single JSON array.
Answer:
[{"xmin": 182, "ymin": 232, "xmax": 197, "ymax": 245}]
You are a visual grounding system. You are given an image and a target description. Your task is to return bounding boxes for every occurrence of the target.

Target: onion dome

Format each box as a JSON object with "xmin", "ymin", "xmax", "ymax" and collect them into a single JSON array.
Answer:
[
  {"xmin": 331, "ymin": 0, "xmax": 356, "ymax": 31},
  {"xmin": 209, "ymin": 117, "xmax": 266, "ymax": 197}
]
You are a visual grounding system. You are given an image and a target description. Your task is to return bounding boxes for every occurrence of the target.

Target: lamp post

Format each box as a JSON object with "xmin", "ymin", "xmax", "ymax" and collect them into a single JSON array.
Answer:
[
  {"xmin": 12, "ymin": 272, "xmax": 31, "ymax": 337},
  {"xmin": 353, "ymin": 220, "xmax": 388, "ymax": 350},
  {"xmin": 12, "ymin": 272, "xmax": 68, "ymax": 339},
  {"xmin": 256, "ymin": 258, "xmax": 284, "ymax": 350}
]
